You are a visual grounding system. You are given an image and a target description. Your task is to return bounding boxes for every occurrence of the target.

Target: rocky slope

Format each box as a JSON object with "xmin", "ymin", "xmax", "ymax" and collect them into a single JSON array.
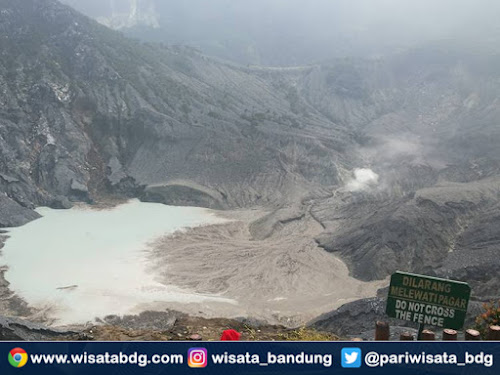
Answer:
[
  {"xmin": 302, "ymin": 49, "xmax": 500, "ymax": 299},
  {"xmin": 244, "ymin": 47, "xmax": 500, "ymax": 301},
  {"xmin": 0, "ymin": 0, "xmax": 499, "ymax": 334},
  {"xmin": 0, "ymin": 0, "xmax": 356, "ymax": 219}
]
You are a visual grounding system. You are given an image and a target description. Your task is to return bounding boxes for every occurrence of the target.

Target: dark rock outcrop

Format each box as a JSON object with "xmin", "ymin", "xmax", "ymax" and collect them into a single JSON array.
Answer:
[
  {"xmin": 99, "ymin": 310, "xmax": 180, "ymax": 331},
  {"xmin": 141, "ymin": 183, "xmax": 225, "ymax": 209},
  {"xmin": 0, "ymin": 195, "xmax": 40, "ymax": 228},
  {"xmin": 0, "ymin": 316, "xmax": 74, "ymax": 341},
  {"xmin": 310, "ymin": 291, "xmax": 484, "ymax": 338}
]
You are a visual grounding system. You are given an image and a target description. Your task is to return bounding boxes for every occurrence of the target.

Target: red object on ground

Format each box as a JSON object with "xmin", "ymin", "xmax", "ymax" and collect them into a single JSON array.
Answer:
[{"xmin": 220, "ymin": 329, "xmax": 241, "ymax": 341}]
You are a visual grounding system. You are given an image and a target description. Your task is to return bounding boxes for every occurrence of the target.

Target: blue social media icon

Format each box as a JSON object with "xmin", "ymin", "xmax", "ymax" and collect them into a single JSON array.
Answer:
[{"xmin": 341, "ymin": 348, "xmax": 362, "ymax": 368}]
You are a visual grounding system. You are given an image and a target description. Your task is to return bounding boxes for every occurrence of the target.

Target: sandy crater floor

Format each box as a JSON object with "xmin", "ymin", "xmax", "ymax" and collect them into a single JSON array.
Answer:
[{"xmin": 145, "ymin": 208, "xmax": 386, "ymax": 327}]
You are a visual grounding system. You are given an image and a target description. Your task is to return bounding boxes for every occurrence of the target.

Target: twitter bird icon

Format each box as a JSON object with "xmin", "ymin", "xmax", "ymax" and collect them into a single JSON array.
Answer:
[{"xmin": 341, "ymin": 348, "xmax": 362, "ymax": 368}]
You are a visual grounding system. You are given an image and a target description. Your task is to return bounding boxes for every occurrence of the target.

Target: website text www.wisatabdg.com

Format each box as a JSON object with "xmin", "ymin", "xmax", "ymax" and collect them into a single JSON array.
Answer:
[{"xmin": 28, "ymin": 351, "xmax": 184, "ymax": 368}]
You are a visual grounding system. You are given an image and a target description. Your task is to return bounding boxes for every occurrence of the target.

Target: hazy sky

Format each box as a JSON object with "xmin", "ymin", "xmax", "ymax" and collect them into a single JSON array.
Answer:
[
  {"xmin": 59, "ymin": 0, "xmax": 500, "ymax": 65},
  {"xmin": 59, "ymin": 0, "xmax": 499, "ymax": 31}
]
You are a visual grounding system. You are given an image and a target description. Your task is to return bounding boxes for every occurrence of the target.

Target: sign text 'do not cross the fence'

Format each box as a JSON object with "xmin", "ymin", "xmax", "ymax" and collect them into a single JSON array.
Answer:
[{"xmin": 386, "ymin": 272, "xmax": 471, "ymax": 330}]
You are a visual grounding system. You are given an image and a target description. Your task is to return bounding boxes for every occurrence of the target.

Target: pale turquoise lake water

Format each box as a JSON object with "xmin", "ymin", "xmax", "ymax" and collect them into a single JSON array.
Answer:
[{"xmin": 1, "ymin": 199, "xmax": 233, "ymax": 325}]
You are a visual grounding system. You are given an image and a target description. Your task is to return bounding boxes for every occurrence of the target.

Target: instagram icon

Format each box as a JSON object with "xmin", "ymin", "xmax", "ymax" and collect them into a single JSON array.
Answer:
[{"xmin": 188, "ymin": 348, "xmax": 208, "ymax": 368}]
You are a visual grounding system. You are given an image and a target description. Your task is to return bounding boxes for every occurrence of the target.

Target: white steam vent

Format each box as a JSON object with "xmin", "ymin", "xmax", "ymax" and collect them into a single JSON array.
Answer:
[{"xmin": 346, "ymin": 168, "xmax": 379, "ymax": 192}]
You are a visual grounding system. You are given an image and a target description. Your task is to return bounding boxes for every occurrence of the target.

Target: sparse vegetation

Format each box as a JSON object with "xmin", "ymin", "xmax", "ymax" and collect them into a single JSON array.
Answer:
[
  {"xmin": 279, "ymin": 327, "xmax": 340, "ymax": 342},
  {"xmin": 474, "ymin": 300, "xmax": 500, "ymax": 338},
  {"xmin": 58, "ymin": 318, "xmax": 338, "ymax": 342}
]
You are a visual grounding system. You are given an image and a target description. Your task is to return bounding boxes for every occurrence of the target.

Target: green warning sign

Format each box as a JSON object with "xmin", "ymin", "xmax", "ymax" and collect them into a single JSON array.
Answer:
[{"xmin": 386, "ymin": 272, "xmax": 471, "ymax": 330}]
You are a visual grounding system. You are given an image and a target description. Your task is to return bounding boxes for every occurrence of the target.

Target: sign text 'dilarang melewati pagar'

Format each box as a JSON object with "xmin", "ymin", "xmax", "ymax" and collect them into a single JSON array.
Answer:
[{"xmin": 386, "ymin": 272, "xmax": 471, "ymax": 329}]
